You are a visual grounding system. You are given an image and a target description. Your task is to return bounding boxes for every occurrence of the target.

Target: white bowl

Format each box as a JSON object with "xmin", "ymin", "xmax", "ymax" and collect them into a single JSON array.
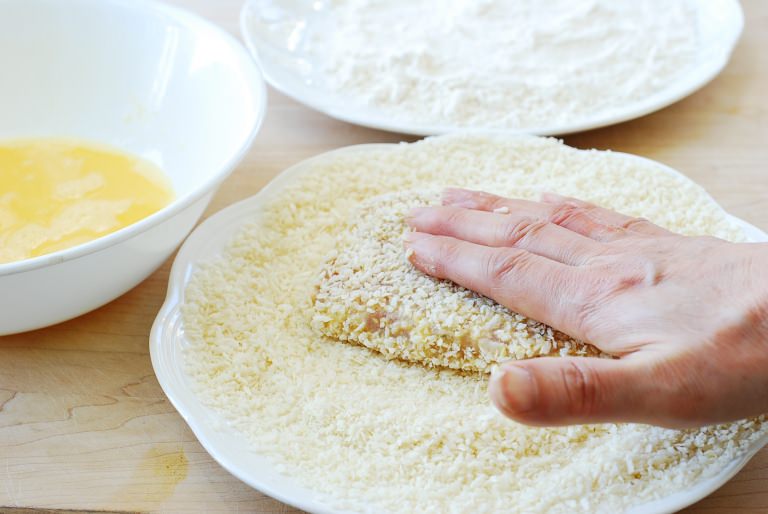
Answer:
[{"xmin": 0, "ymin": 0, "xmax": 267, "ymax": 335}]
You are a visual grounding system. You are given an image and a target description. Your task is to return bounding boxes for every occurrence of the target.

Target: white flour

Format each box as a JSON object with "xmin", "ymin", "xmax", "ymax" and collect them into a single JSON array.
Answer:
[{"xmin": 317, "ymin": 0, "xmax": 699, "ymax": 129}]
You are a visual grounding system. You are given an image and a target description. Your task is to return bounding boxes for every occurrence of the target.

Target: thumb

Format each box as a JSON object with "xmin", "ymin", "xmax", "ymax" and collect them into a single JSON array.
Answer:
[{"xmin": 488, "ymin": 357, "xmax": 649, "ymax": 426}]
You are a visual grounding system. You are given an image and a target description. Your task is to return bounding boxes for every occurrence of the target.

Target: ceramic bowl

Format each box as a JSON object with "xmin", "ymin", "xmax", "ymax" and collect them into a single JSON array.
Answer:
[{"xmin": 0, "ymin": 0, "xmax": 267, "ymax": 335}]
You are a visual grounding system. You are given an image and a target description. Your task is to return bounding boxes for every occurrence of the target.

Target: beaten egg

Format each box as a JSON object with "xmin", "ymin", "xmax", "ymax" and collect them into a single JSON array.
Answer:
[{"xmin": 0, "ymin": 139, "xmax": 174, "ymax": 265}]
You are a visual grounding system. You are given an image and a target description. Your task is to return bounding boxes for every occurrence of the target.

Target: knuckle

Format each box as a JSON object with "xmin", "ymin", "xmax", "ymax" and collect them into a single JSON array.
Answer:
[
  {"xmin": 490, "ymin": 198, "xmax": 510, "ymax": 211},
  {"xmin": 549, "ymin": 202, "xmax": 588, "ymax": 227},
  {"xmin": 591, "ymin": 257, "xmax": 660, "ymax": 293},
  {"xmin": 499, "ymin": 216, "xmax": 547, "ymax": 246},
  {"xmin": 484, "ymin": 248, "xmax": 531, "ymax": 285},
  {"xmin": 620, "ymin": 216, "xmax": 652, "ymax": 232},
  {"xmin": 483, "ymin": 193, "xmax": 506, "ymax": 209},
  {"xmin": 473, "ymin": 191, "xmax": 503, "ymax": 210},
  {"xmin": 561, "ymin": 360, "xmax": 600, "ymax": 418},
  {"xmin": 616, "ymin": 257, "xmax": 663, "ymax": 288},
  {"xmin": 573, "ymin": 256, "xmax": 664, "ymax": 337}
]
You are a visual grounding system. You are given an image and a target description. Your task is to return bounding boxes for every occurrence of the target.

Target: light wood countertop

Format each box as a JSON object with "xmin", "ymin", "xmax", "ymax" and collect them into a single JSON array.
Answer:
[{"xmin": 1, "ymin": 1, "xmax": 766, "ymax": 512}]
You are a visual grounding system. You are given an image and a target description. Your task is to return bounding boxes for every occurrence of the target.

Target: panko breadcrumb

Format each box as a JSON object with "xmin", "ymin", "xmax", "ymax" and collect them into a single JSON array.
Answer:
[
  {"xmin": 182, "ymin": 134, "xmax": 764, "ymax": 514},
  {"xmin": 312, "ymin": 189, "xmax": 604, "ymax": 373}
]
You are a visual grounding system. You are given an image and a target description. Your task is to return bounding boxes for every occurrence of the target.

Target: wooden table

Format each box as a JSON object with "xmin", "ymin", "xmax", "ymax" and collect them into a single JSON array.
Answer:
[{"xmin": 1, "ymin": 1, "xmax": 766, "ymax": 512}]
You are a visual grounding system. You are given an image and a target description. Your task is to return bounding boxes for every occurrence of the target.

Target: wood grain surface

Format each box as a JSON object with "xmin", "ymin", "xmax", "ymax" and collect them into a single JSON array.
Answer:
[{"xmin": 1, "ymin": 0, "xmax": 766, "ymax": 512}]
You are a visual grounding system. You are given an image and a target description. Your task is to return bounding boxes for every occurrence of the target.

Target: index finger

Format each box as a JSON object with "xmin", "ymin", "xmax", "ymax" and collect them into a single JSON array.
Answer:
[{"xmin": 404, "ymin": 231, "xmax": 593, "ymax": 341}]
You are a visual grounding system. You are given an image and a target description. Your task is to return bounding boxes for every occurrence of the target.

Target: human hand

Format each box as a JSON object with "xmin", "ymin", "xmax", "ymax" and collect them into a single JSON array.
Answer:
[{"xmin": 405, "ymin": 188, "xmax": 768, "ymax": 428}]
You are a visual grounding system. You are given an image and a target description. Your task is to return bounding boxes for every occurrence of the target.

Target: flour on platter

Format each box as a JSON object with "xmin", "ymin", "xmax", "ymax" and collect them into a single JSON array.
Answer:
[{"xmin": 317, "ymin": 0, "xmax": 699, "ymax": 129}]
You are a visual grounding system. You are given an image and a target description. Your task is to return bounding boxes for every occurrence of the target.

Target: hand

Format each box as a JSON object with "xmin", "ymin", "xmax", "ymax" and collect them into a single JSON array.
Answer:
[{"xmin": 405, "ymin": 188, "xmax": 768, "ymax": 428}]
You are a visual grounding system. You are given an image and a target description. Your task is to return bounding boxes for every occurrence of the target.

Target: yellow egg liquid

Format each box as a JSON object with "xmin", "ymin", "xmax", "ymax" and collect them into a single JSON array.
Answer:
[{"xmin": 0, "ymin": 139, "xmax": 174, "ymax": 265}]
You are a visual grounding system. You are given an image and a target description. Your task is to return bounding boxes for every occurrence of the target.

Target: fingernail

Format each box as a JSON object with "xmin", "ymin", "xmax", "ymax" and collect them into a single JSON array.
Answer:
[
  {"xmin": 403, "ymin": 232, "xmax": 438, "ymax": 274},
  {"xmin": 403, "ymin": 231, "xmax": 430, "ymax": 246},
  {"xmin": 490, "ymin": 364, "xmax": 537, "ymax": 415}
]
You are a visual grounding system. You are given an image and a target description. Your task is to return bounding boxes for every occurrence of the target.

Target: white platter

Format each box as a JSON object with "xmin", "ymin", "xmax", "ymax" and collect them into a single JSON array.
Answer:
[
  {"xmin": 151, "ymin": 144, "xmax": 768, "ymax": 514},
  {"xmin": 239, "ymin": 0, "xmax": 743, "ymax": 136}
]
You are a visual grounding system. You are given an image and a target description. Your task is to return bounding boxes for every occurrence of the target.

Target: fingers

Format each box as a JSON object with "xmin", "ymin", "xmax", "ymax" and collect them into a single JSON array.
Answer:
[
  {"xmin": 404, "ymin": 232, "xmax": 590, "ymax": 337},
  {"xmin": 408, "ymin": 205, "xmax": 603, "ymax": 265},
  {"xmin": 541, "ymin": 193, "xmax": 672, "ymax": 238},
  {"xmin": 442, "ymin": 188, "xmax": 670, "ymax": 242},
  {"xmin": 488, "ymin": 356, "xmax": 655, "ymax": 426},
  {"xmin": 443, "ymin": 188, "xmax": 552, "ymax": 217}
]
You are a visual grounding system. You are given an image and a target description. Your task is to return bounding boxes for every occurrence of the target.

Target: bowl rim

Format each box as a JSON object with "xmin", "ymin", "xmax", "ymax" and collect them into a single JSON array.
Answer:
[{"xmin": 0, "ymin": 0, "xmax": 268, "ymax": 277}]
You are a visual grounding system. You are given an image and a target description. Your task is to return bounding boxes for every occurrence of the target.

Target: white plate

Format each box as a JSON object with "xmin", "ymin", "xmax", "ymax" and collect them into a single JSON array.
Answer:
[
  {"xmin": 151, "ymin": 144, "xmax": 768, "ymax": 514},
  {"xmin": 239, "ymin": 0, "xmax": 743, "ymax": 136}
]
